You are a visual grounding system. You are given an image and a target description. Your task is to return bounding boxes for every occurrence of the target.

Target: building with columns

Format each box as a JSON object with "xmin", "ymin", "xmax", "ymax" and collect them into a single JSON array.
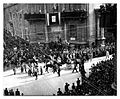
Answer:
[{"xmin": 4, "ymin": 3, "xmax": 110, "ymax": 47}]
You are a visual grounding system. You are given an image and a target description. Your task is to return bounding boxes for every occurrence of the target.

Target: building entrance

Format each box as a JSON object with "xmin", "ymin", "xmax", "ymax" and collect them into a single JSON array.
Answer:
[
  {"xmin": 53, "ymin": 32, "xmax": 61, "ymax": 42},
  {"xmin": 51, "ymin": 26, "xmax": 62, "ymax": 42}
]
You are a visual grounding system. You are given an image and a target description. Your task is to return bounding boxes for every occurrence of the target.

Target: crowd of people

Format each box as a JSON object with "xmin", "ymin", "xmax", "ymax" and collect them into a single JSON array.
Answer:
[
  {"xmin": 4, "ymin": 88, "xmax": 24, "ymax": 96},
  {"xmin": 6, "ymin": 40, "xmax": 115, "ymax": 79},
  {"xmin": 4, "ymin": 30, "xmax": 115, "ymax": 72},
  {"xmin": 55, "ymin": 55, "xmax": 116, "ymax": 96},
  {"xmin": 4, "ymin": 29, "xmax": 117, "ymax": 96},
  {"xmin": 4, "ymin": 32, "xmax": 116, "ymax": 77}
]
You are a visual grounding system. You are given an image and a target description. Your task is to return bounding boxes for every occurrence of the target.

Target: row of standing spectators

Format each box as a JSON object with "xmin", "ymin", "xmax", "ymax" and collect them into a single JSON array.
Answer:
[
  {"xmin": 4, "ymin": 88, "xmax": 24, "ymax": 96},
  {"xmin": 55, "ymin": 54, "xmax": 116, "ymax": 96}
]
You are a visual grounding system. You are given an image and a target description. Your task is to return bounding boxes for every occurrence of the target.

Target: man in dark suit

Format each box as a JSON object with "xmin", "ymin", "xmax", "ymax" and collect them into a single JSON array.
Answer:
[
  {"xmin": 76, "ymin": 78, "xmax": 80, "ymax": 87},
  {"xmin": 76, "ymin": 78, "xmax": 81, "ymax": 91},
  {"xmin": 57, "ymin": 88, "xmax": 62, "ymax": 95},
  {"xmin": 71, "ymin": 83, "xmax": 76, "ymax": 90},
  {"xmin": 15, "ymin": 89, "xmax": 20, "ymax": 96},
  {"xmin": 4, "ymin": 88, "xmax": 8, "ymax": 96},
  {"xmin": 9, "ymin": 89, "xmax": 14, "ymax": 96},
  {"xmin": 64, "ymin": 82, "xmax": 70, "ymax": 93}
]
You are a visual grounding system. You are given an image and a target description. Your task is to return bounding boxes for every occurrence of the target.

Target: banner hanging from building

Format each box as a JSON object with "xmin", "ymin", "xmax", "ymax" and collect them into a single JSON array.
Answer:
[{"xmin": 47, "ymin": 12, "xmax": 61, "ymax": 26}]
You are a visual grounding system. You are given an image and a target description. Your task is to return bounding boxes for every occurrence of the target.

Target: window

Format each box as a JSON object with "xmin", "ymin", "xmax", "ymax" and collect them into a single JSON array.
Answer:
[{"xmin": 69, "ymin": 25, "xmax": 77, "ymax": 40}]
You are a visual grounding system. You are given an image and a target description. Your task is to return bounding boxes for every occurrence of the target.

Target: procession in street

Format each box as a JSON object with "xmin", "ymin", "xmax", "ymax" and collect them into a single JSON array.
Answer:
[{"xmin": 3, "ymin": 3, "xmax": 117, "ymax": 96}]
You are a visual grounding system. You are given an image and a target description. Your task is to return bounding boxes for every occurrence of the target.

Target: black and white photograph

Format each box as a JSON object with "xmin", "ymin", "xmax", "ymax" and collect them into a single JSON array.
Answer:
[{"xmin": 3, "ymin": 2, "xmax": 117, "ymax": 96}]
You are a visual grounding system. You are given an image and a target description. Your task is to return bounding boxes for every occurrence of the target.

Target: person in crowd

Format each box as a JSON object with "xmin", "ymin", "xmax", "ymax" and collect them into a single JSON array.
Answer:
[
  {"xmin": 21, "ymin": 65, "xmax": 24, "ymax": 73},
  {"xmin": 71, "ymin": 83, "xmax": 76, "ymax": 91},
  {"xmin": 78, "ymin": 61, "xmax": 82, "ymax": 73},
  {"xmin": 27, "ymin": 62, "xmax": 32, "ymax": 76},
  {"xmin": 37, "ymin": 60, "xmax": 43, "ymax": 75},
  {"xmin": 40, "ymin": 65, "xmax": 43, "ymax": 75},
  {"xmin": 34, "ymin": 65, "xmax": 38, "ymax": 80},
  {"xmin": 22, "ymin": 62, "xmax": 27, "ymax": 73},
  {"xmin": 24, "ymin": 63, "xmax": 27, "ymax": 73},
  {"xmin": 4, "ymin": 88, "xmax": 8, "ymax": 96},
  {"xmin": 81, "ymin": 56, "xmax": 85, "ymax": 67},
  {"xmin": 45, "ymin": 60, "xmax": 50, "ymax": 73},
  {"xmin": 72, "ymin": 59, "xmax": 78, "ymax": 73},
  {"xmin": 90, "ymin": 50, "xmax": 93, "ymax": 62},
  {"xmin": 106, "ymin": 50, "xmax": 110, "ymax": 59},
  {"xmin": 64, "ymin": 83, "xmax": 70, "ymax": 93},
  {"xmin": 15, "ymin": 88, "xmax": 20, "ymax": 96},
  {"xmin": 31, "ymin": 62, "xmax": 35, "ymax": 76},
  {"xmin": 21, "ymin": 93, "xmax": 24, "ymax": 96},
  {"xmin": 81, "ymin": 65, "xmax": 86, "ymax": 80},
  {"xmin": 28, "ymin": 67, "xmax": 32, "ymax": 76},
  {"xmin": 13, "ymin": 67, "xmax": 16, "ymax": 75},
  {"xmin": 9, "ymin": 89, "xmax": 14, "ymax": 96},
  {"xmin": 76, "ymin": 78, "xmax": 80, "ymax": 89},
  {"xmin": 57, "ymin": 88, "xmax": 63, "ymax": 96}
]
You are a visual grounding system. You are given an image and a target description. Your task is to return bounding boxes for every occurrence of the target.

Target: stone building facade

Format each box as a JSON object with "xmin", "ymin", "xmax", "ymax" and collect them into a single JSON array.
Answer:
[{"xmin": 4, "ymin": 3, "xmax": 100, "ymax": 46}]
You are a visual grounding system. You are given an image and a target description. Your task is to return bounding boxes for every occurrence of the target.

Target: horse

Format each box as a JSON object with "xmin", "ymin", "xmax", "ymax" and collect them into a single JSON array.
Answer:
[
  {"xmin": 45, "ymin": 60, "xmax": 55, "ymax": 73},
  {"xmin": 45, "ymin": 59, "xmax": 62, "ymax": 73}
]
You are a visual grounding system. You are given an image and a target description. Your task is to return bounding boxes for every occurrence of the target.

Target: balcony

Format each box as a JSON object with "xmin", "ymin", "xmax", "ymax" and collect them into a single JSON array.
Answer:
[
  {"xmin": 61, "ymin": 10, "xmax": 88, "ymax": 21},
  {"xmin": 24, "ymin": 13, "xmax": 45, "ymax": 21},
  {"xmin": 24, "ymin": 9, "xmax": 87, "ymax": 21}
]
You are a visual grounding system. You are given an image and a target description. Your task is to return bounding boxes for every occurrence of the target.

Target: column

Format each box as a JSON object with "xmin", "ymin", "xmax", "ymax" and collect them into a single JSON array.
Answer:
[
  {"xmin": 88, "ymin": 4, "xmax": 96, "ymax": 46},
  {"xmin": 64, "ymin": 23, "xmax": 67, "ymax": 41},
  {"xmin": 44, "ymin": 4, "xmax": 48, "ymax": 43},
  {"xmin": 97, "ymin": 15, "xmax": 100, "ymax": 40},
  {"xmin": 21, "ymin": 14, "xmax": 24, "ymax": 39},
  {"xmin": 45, "ymin": 24, "xmax": 48, "ymax": 42}
]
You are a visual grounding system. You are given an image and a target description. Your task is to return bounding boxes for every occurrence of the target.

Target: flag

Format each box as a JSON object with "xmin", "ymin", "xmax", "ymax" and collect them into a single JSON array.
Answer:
[{"xmin": 49, "ymin": 12, "xmax": 61, "ymax": 25}]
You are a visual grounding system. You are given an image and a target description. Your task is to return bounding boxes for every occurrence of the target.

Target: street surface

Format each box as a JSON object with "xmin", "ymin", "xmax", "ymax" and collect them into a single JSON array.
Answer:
[{"xmin": 3, "ymin": 55, "xmax": 112, "ymax": 95}]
